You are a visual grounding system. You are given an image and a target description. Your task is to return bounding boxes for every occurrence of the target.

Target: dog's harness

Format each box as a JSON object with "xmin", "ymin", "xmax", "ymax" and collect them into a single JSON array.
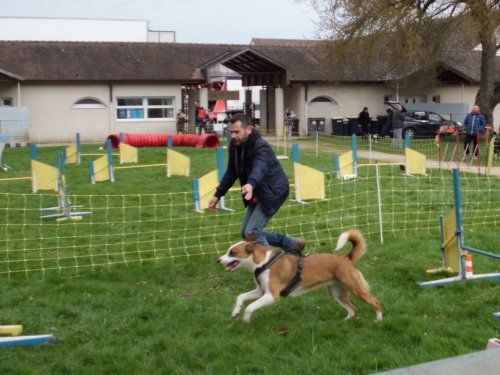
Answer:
[{"xmin": 254, "ymin": 252, "xmax": 304, "ymax": 297}]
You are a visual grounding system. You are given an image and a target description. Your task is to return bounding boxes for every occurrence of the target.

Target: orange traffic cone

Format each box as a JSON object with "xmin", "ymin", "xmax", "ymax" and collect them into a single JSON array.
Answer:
[{"xmin": 465, "ymin": 254, "xmax": 473, "ymax": 279}]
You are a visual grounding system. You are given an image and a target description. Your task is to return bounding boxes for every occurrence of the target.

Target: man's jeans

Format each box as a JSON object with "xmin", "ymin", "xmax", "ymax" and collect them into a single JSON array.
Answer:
[
  {"xmin": 240, "ymin": 202, "xmax": 294, "ymax": 250},
  {"xmin": 392, "ymin": 128, "xmax": 403, "ymax": 148}
]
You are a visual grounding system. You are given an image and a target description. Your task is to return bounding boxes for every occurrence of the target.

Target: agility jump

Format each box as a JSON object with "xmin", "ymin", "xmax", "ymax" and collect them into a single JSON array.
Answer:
[
  {"xmin": 403, "ymin": 148, "xmax": 427, "ymax": 176},
  {"xmin": 90, "ymin": 139, "xmax": 115, "ymax": 183},
  {"xmin": 290, "ymin": 143, "xmax": 325, "ymax": 203},
  {"xmin": 90, "ymin": 136, "xmax": 191, "ymax": 182},
  {"xmin": 167, "ymin": 148, "xmax": 190, "ymax": 177},
  {"xmin": 0, "ymin": 324, "xmax": 54, "ymax": 347},
  {"xmin": 193, "ymin": 147, "xmax": 233, "ymax": 213},
  {"xmin": 419, "ymin": 168, "xmax": 500, "ymax": 287},
  {"xmin": 39, "ymin": 151, "xmax": 91, "ymax": 220},
  {"xmin": 64, "ymin": 132, "xmax": 82, "ymax": 164},
  {"xmin": 335, "ymin": 135, "xmax": 358, "ymax": 179},
  {"xmin": 31, "ymin": 144, "xmax": 59, "ymax": 193}
]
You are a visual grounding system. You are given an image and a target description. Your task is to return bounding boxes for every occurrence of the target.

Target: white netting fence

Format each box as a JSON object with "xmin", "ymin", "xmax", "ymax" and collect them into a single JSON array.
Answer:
[{"xmin": 0, "ymin": 134, "xmax": 498, "ymax": 277}]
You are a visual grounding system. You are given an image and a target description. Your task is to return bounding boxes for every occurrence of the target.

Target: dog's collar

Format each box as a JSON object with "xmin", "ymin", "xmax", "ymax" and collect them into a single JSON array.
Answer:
[{"xmin": 254, "ymin": 251, "xmax": 283, "ymax": 279}]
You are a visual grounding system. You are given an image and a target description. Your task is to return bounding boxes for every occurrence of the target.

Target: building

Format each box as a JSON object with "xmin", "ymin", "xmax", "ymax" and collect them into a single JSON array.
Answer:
[
  {"xmin": 0, "ymin": 18, "xmax": 497, "ymax": 144},
  {"xmin": 0, "ymin": 17, "xmax": 175, "ymax": 43}
]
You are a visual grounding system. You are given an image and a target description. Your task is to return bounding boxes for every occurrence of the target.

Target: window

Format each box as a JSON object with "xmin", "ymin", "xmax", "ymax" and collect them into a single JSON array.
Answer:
[
  {"xmin": 432, "ymin": 95, "xmax": 441, "ymax": 103},
  {"xmin": 428, "ymin": 113, "xmax": 443, "ymax": 122},
  {"xmin": 116, "ymin": 97, "xmax": 174, "ymax": 121},
  {"xmin": 310, "ymin": 96, "xmax": 338, "ymax": 105},
  {"xmin": 413, "ymin": 112, "xmax": 427, "ymax": 120},
  {"xmin": 1, "ymin": 97, "xmax": 13, "ymax": 106},
  {"xmin": 72, "ymin": 97, "xmax": 107, "ymax": 108}
]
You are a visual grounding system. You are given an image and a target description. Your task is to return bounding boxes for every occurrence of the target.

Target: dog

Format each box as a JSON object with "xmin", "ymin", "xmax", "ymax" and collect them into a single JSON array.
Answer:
[{"xmin": 218, "ymin": 229, "xmax": 383, "ymax": 323}]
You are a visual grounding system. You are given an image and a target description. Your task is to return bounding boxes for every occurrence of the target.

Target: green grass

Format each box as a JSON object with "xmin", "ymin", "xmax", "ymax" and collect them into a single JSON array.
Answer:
[{"xmin": 0, "ymin": 139, "xmax": 499, "ymax": 374}]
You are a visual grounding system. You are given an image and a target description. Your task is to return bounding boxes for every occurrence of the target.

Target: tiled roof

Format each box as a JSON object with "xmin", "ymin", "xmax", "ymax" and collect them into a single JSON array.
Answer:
[
  {"xmin": 0, "ymin": 39, "xmax": 495, "ymax": 84},
  {"xmin": 250, "ymin": 38, "xmax": 320, "ymax": 47},
  {"xmin": 0, "ymin": 41, "xmax": 243, "ymax": 82}
]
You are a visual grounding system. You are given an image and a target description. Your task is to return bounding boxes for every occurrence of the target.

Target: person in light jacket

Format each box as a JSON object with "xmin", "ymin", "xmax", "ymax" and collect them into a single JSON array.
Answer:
[{"xmin": 463, "ymin": 105, "xmax": 486, "ymax": 158}]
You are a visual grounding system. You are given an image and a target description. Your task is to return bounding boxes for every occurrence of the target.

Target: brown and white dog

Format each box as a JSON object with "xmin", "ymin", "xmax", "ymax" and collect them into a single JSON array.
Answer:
[{"xmin": 218, "ymin": 229, "xmax": 383, "ymax": 323}]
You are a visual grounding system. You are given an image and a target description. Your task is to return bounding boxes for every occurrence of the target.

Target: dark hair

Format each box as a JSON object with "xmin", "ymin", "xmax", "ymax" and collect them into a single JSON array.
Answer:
[{"xmin": 230, "ymin": 113, "xmax": 254, "ymax": 127}]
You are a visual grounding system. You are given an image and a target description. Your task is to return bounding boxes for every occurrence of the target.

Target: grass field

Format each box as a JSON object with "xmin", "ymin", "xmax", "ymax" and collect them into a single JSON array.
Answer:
[{"xmin": 0, "ymin": 137, "xmax": 499, "ymax": 374}]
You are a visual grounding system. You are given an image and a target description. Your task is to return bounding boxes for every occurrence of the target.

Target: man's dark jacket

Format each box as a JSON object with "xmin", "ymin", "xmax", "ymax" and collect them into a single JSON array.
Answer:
[
  {"xmin": 358, "ymin": 110, "xmax": 370, "ymax": 126},
  {"xmin": 214, "ymin": 131, "xmax": 289, "ymax": 217}
]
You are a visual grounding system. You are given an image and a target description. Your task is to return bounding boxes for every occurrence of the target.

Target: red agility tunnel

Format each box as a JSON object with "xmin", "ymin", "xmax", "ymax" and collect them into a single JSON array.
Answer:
[{"xmin": 106, "ymin": 133, "xmax": 220, "ymax": 149}]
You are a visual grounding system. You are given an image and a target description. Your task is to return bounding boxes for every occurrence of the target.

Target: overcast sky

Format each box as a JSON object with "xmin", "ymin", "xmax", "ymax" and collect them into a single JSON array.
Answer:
[{"xmin": 0, "ymin": 0, "xmax": 319, "ymax": 44}]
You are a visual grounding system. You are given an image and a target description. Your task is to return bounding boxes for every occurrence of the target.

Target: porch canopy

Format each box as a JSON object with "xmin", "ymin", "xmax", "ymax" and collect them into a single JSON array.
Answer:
[{"xmin": 202, "ymin": 47, "xmax": 290, "ymax": 87}]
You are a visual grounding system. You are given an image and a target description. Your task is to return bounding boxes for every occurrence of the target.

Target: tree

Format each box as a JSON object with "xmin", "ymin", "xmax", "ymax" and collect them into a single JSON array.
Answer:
[{"xmin": 304, "ymin": 0, "xmax": 500, "ymax": 126}]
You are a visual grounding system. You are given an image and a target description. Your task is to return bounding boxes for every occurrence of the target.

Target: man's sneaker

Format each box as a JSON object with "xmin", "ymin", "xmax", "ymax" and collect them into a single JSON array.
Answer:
[{"xmin": 288, "ymin": 238, "xmax": 306, "ymax": 253}]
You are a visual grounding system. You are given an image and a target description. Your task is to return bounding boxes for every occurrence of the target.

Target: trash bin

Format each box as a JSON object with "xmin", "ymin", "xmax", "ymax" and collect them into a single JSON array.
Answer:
[
  {"xmin": 308, "ymin": 118, "xmax": 325, "ymax": 133},
  {"xmin": 292, "ymin": 118, "xmax": 300, "ymax": 135},
  {"xmin": 342, "ymin": 119, "xmax": 349, "ymax": 135},
  {"xmin": 331, "ymin": 118, "xmax": 344, "ymax": 135},
  {"xmin": 370, "ymin": 119, "xmax": 380, "ymax": 134},
  {"xmin": 348, "ymin": 118, "xmax": 359, "ymax": 135}
]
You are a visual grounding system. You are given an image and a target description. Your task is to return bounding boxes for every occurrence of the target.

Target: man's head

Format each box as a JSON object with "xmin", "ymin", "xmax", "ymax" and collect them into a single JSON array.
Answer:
[
  {"xmin": 472, "ymin": 105, "xmax": 481, "ymax": 114},
  {"xmin": 229, "ymin": 114, "xmax": 254, "ymax": 145}
]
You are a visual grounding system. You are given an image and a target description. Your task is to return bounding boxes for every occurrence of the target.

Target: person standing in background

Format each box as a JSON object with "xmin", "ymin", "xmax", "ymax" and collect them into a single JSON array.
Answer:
[
  {"xmin": 197, "ymin": 106, "xmax": 208, "ymax": 134},
  {"xmin": 381, "ymin": 108, "xmax": 393, "ymax": 137},
  {"xmin": 463, "ymin": 105, "xmax": 486, "ymax": 159},
  {"xmin": 392, "ymin": 105, "xmax": 405, "ymax": 148},
  {"xmin": 358, "ymin": 107, "xmax": 371, "ymax": 138}
]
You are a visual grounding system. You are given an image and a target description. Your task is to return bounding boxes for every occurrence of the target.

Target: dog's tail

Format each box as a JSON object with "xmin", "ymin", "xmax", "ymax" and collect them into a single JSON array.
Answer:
[{"xmin": 335, "ymin": 229, "xmax": 367, "ymax": 265}]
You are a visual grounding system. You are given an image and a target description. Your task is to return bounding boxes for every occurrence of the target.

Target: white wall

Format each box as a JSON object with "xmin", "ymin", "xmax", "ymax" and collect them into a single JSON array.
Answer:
[
  {"xmin": 433, "ymin": 84, "xmax": 500, "ymax": 131},
  {"xmin": 0, "ymin": 17, "xmax": 174, "ymax": 43},
  {"xmin": 301, "ymin": 83, "xmax": 500, "ymax": 134},
  {"xmin": 17, "ymin": 83, "xmax": 181, "ymax": 144}
]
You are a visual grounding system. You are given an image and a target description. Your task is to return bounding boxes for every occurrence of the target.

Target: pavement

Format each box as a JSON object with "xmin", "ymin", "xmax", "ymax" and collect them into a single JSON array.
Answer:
[
  {"xmin": 375, "ymin": 346, "xmax": 500, "ymax": 375},
  {"xmin": 356, "ymin": 150, "xmax": 500, "ymax": 176},
  {"xmin": 265, "ymin": 136, "xmax": 500, "ymax": 176}
]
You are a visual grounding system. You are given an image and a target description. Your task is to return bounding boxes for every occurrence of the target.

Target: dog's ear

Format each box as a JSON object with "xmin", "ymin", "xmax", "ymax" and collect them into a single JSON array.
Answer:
[{"xmin": 245, "ymin": 241, "xmax": 259, "ymax": 254}]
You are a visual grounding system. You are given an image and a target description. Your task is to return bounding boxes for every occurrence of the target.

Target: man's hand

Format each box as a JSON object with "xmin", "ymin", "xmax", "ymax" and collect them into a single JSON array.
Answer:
[
  {"xmin": 242, "ymin": 184, "xmax": 253, "ymax": 201},
  {"xmin": 208, "ymin": 196, "xmax": 220, "ymax": 212}
]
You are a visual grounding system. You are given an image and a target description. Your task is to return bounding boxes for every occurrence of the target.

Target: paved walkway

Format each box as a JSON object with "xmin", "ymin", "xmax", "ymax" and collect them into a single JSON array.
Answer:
[
  {"xmin": 265, "ymin": 136, "xmax": 500, "ymax": 177},
  {"xmin": 357, "ymin": 150, "xmax": 500, "ymax": 176},
  {"xmin": 375, "ymin": 347, "xmax": 500, "ymax": 375}
]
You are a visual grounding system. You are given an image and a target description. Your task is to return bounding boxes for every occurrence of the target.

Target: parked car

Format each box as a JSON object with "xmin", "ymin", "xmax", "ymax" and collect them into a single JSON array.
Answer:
[{"xmin": 385, "ymin": 101, "xmax": 462, "ymax": 138}]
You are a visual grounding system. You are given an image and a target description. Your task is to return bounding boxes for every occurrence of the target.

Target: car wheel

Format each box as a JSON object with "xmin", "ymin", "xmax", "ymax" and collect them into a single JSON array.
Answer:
[{"xmin": 404, "ymin": 128, "xmax": 415, "ymax": 138}]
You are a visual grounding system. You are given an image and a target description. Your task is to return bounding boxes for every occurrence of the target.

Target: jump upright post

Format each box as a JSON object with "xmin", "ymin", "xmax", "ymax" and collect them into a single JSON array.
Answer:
[
  {"xmin": 419, "ymin": 168, "xmax": 500, "ymax": 287},
  {"xmin": 335, "ymin": 134, "xmax": 358, "ymax": 179},
  {"xmin": 64, "ymin": 132, "xmax": 81, "ymax": 164},
  {"xmin": 40, "ymin": 151, "xmax": 91, "ymax": 220},
  {"xmin": 193, "ymin": 147, "xmax": 234, "ymax": 212},
  {"xmin": 90, "ymin": 139, "xmax": 115, "ymax": 183}
]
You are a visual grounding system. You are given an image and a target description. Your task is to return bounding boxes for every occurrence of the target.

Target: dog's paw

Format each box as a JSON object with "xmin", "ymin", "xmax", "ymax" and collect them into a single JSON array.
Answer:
[
  {"xmin": 231, "ymin": 309, "xmax": 241, "ymax": 319},
  {"xmin": 242, "ymin": 311, "xmax": 253, "ymax": 323}
]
